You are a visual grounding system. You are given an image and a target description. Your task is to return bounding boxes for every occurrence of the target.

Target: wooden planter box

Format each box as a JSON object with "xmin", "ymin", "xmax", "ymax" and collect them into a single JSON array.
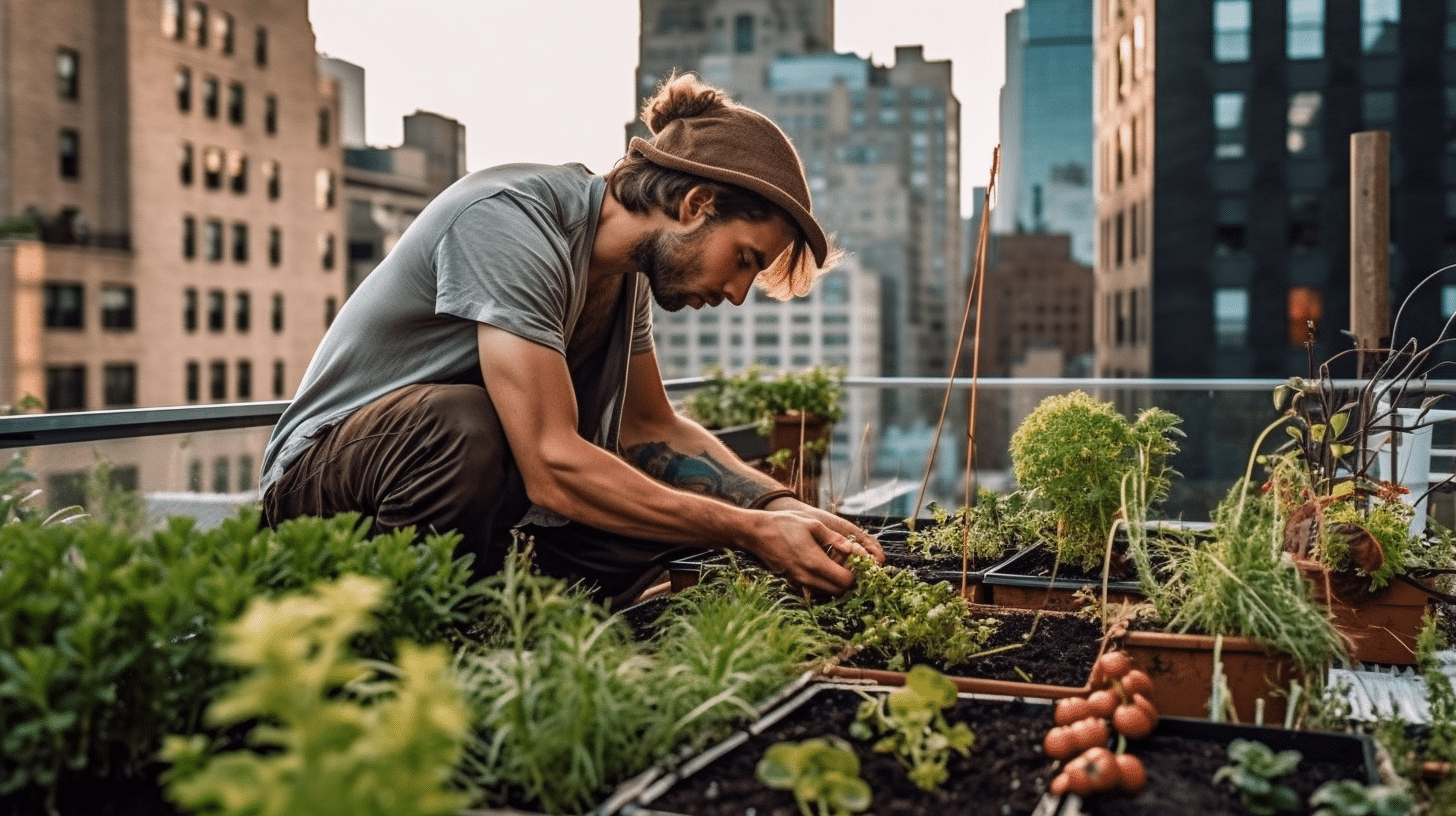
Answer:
[{"xmin": 1117, "ymin": 630, "xmax": 1302, "ymax": 725}]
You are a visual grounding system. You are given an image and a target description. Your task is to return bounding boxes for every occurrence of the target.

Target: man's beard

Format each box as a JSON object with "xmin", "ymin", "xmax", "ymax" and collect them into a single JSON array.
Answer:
[{"xmin": 631, "ymin": 224, "xmax": 708, "ymax": 312}]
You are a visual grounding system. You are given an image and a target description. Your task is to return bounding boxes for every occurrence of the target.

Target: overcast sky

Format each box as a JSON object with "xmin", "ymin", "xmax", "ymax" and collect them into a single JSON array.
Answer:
[{"xmin": 307, "ymin": 0, "xmax": 1024, "ymax": 217}]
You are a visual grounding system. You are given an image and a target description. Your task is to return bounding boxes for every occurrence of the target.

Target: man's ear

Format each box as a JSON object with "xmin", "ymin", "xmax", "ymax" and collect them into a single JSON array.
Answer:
[{"xmin": 678, "ymin": 185, "xmax": 717, "ymax": 225}]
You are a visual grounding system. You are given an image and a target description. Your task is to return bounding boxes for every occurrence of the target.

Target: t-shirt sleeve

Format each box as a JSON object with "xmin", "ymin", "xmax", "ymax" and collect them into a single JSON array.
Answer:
[
  {"xmin": 630, "ymin": 273, "xmax": 655, "ymax": 355},
  {"xmin": 431, "ymin": 193, "xmax": 574, "ymax": 354}
]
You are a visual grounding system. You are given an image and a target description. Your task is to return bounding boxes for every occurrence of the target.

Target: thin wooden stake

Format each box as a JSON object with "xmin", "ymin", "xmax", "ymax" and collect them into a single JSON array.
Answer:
[{"xmin": 1350, "ymin": 130, "xmax": 1391, "ymax": 378}]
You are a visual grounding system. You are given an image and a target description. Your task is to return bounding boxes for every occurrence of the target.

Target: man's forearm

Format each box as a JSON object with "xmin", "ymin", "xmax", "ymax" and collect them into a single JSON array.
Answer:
[{"xmin": 625, "ymin": 440, "xmax": 788, "ymax": 508}]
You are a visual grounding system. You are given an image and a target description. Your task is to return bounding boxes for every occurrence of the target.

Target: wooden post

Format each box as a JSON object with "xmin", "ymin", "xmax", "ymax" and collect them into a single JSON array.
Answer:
[{"xmin": 1350, "ymin": 131, "xmax": 1391, "ymax": 377}]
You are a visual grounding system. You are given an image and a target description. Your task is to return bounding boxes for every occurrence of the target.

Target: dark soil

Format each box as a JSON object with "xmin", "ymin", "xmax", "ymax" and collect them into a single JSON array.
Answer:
[
  {"xmin": 1, "ymin": 767, "xmax": 177, "ymax": 816},
  {"xmin": 645, "ymin": 686, "xmax": 1060, "ymax": 816},
  {"xmin": 994, "ymin": 542, "xmax": 1139, "ymax": 584},
  {"xmin": 839, "ymin": 608, "xmax": 1103, "ymax": 689}
]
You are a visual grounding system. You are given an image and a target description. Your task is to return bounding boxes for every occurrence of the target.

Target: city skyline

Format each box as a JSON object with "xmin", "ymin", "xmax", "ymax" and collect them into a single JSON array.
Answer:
[{"xmin": 306, "ymin": 0, "xmax": 1020, "ymax": 218}]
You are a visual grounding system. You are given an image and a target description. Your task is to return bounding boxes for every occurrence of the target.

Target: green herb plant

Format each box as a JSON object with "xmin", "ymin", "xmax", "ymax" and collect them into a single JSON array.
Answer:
[
  {"xmin": 162, "ymin": 574, "xmax": 470, "ymax": 816},
  {"xmin": 1009, "ymin": 391, "xmax": 1183, "ymax": 571},
  {"xmin": 1307, "ymin": 779, "xmax": 1413, "ymax": 816},
  {"xmin": 848, "ymin": 664, "xmax": 973, "ymax": 791},
  {"xmin": 818, "ymin": 555, "xmax": 999, "ymax": 672},
  {"xmin": 1212, "ymin": 738, "xmax": 1304, "ymax": 815},
  {"xmin": 908, "ymin": 490, "xmax": 1050, "ymax": 565},
  {"xmin": 756, "ymin": 736, "xmax": 871, "ymax": 816},
  {"xmin": 685, "ymin": 364, "xmax": 846, "ymax": 435}
]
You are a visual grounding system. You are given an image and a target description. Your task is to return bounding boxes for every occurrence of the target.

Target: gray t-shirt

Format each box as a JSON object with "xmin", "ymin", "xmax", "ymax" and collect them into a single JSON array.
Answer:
[{"xmin": 260, "ymin": 162, "xmax": 654, "ymax": 497}]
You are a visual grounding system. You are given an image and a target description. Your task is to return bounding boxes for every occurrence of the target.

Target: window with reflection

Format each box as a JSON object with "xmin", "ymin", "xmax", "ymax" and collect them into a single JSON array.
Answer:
[
  {"xmin": 100, "ymin": 285, "xmax": 135, "ymax": 330},
  {"xmin": 1215, "ymin": 92, "xmax": 1246, "ymax": 158},
  {"xmin": 1287, "ymin": 91, "xmax": 1323, "ymax": 156},
  {"xmin": 103, "ymin": 364, "xmax": 136, "ymax": 407},
  {"xmin": 179, "ymin": 141, "xmax": 194, "ymax": 185},
  {"xmin": 176, "ymin": 67, "xmax": 191, "ymax": 112},
  {"xmin": 56, "ymin": 48, "xmax": 79, "ymax": 100},
  {"xmin": 1214, "ymin": 287, "xmax": 1250, "ymax": 347},
  {"xmin": 1214, "ymin": 0, "xmax": 1251, "ymax": 62},
  {"xmin": 1288, "ymin": 0, "xmax": 1325, "ymax": 58},
  {"xmin": 202, "ymin": 76, "xmax": 218, "ymax": 118},
  {"xmin": 1362, "ymin": 0, "xmax": 1400, "ymax": 54}
]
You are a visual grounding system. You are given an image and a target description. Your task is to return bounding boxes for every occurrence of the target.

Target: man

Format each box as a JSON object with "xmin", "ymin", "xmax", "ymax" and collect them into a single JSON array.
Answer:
[{"xmin": 260, "ymin": 74, "xmax": 882, "ymax": 604}]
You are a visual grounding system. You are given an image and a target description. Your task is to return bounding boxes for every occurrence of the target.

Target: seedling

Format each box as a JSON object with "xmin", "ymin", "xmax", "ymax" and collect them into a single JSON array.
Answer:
[
  {"xmin": 1308, "ymin": 779, "xmax": 1413, "ymax": 816},
  {"xmin": 756, "ymin": 736, "xmax": 871, "ymax": 816},
  {"xmin": 1212, "ymin": 738, "xmax": 1304, "ymax": 815},
  {"xmin": 849, "ymin": 664, "xmax": 973, "ymax": 791}
]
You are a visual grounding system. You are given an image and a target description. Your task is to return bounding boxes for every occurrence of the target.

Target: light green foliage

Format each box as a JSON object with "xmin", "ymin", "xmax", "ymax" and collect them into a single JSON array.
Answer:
[
  {"xmin": 756, "ymin": 736, "xmax": 871, "ymax": 816},
  {"xmin": 0, "ymin": 508, "xmax": 483, "ymax": 805},
  {"xmin": 1323, "ymin": 499, "xmax": 1412, "ymax": 590},
  {"xmin": 456, "ymin": 548, "xmax": 828, "ymax": 814},
  {"xmin": 162, "ymin": 575, "xmax": 469, "ymax": 816},
  {"xmin": 0, "ymin": 451, "xmax": 41, "ymax": 525},
  {"xmin": 684, "ymin": 365, "xmax": 845, "ymax": 434},
  {"xmin": 849, "ymin": 665, "xmax": 973, "ymax": 791},
  {"xmin": 1418, "ymin": 614, "xmax": 1456, "ymax": 764},
  {"xmin": 1009, "ymin": 391, "xmax": 1183, "ymax": 571},
  {"xmin": 907, "ymin": 492, "xmax": 1050, "ymax": 563},
  {"xmin": 819, "ymin": 555, "xmax": 998, "ymax": 672},
  {"xmin": 1308, "ymin": 779, "xmax": 1413, "ymax": 816},
  {"xmin": 1212, "ymin": 738, "xmax": 1304, "ymax": 815}
]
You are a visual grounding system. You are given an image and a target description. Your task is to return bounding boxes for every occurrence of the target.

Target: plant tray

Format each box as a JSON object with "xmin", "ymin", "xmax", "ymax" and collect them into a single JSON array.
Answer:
[
  {"xmin": 983, "ymin": 545, "xmax": 1144, "ymax": 612},
  {"xmin": 609, "ymin": 682, "xmax": 1064, "ymax": 816},
  {"xmin": 1050, "ymin": 717, "xmax": 1380, "ymax": 815},
  {"xmin": 1115, "ymin": 630, "xmax": 1302, "ymax": 724}
]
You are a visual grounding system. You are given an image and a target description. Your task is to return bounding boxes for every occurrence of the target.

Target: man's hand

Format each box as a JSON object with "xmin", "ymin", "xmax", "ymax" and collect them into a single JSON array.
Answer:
[
  {"xmin": 735, "ymin": 501, "xmax": 884, "ymax": 596},
  {"xmin": 762, "ymin": 495, "xmax": 885, "ymax": 566}
]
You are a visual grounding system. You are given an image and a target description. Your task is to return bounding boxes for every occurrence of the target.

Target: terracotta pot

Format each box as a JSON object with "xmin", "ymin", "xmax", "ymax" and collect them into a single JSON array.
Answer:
[
  {"xmin": 1118, "ymin": 630, "xmax": 1301, "ymax": 724},
  {"xmin": 764, "ymin": 411, "xmax": 830, "ymax": 505},
  {"xmin": 1299, "ymin": 565, "xmax": 1432, "ymax": 666}
]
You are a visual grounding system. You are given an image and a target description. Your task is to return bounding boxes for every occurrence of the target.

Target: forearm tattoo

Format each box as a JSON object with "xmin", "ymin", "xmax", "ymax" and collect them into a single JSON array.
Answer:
[{"xmin": 625, "ymin": 441, "xmax": 776, "ymax": 507}]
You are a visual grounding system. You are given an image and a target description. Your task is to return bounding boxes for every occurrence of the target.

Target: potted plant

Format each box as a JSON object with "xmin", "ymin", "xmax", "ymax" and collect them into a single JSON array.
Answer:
[{"xmin": 682, "ymin": 365, "xmax": 846, "ymax": 505}]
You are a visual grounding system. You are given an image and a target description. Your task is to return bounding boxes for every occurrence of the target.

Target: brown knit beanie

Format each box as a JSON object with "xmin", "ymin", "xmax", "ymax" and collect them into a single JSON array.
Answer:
[{"xmin": 629, "ymin": 92, "xmax": 828, "ymax": 267}]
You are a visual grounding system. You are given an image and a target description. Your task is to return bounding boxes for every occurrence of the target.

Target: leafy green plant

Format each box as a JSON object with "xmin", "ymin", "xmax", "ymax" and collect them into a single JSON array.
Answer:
[
  {"xmin": 1009, "ymin": 391, "xmax": 1182, "ymax": 571},
  {"xmin": 162, "ymin": 574, "xmax": 469, "ymax": 816},
  {"xmin": 817, "ymin": 555, "xmax": 998, "ymax": 672},
  {"xmin": 848, "ymin": 664, "xmax": 973, "ymax": 791},
  {"xmin": 907, "ymin": 490, "xmax": 1050, "ymax": 564},
  {"xmin": 1212, "ymin": 738, "xmax": 1303, "ymax": 815},
  {"xmin": 756, "ymin": 736, "xmax": 871, "ymax": 816},
  {"xmin": 1308, "ymin": 779, "xmax": 1413, "ymax": 816},
  {"xmin": 684, "ymin": 364, "xmax": 845, "ymax": 435}
]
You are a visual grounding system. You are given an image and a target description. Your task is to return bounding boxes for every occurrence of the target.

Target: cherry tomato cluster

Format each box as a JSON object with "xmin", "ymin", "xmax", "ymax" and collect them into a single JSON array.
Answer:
[{"xmin": 1042, "ymin": 650, "xmax": 1160, "ymax": 798}]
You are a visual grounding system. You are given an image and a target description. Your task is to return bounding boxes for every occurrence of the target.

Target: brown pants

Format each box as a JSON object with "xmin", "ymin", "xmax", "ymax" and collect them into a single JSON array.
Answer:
[{"xmin": 262, "ymin": 383, "xmax": 703, "ymax": 604}]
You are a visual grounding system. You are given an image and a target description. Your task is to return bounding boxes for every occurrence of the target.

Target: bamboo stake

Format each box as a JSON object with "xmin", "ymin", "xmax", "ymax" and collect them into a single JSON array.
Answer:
[{"xmin": 1350, "ymin": 131, "xmax": 1391, "ymax": 378}]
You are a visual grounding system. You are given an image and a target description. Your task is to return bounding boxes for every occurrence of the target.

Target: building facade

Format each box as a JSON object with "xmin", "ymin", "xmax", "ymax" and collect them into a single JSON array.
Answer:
[
  {"xmin": 1096, "ymin": 0, "xmax": 1456, "ymax": 378},
  {"xmin": 0, "ymin": 0, "xmax": 346, "ymax": 502}
]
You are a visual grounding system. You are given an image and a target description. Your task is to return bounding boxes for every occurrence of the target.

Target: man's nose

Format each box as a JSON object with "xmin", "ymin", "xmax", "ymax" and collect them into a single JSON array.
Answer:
[{"xmin": 724, "ymin": 275, "xmax": 752, "ymax": 306}]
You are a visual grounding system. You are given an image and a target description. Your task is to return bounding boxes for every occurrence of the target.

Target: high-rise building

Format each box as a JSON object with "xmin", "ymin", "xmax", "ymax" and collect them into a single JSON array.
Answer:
[
  {"xmin": 1096, "ymin": 0, "xmax": 1456, "ymax": 378},
  {"xmin": 0, "ymin": 0, "xmax": 346, "ymax": 503},
  {"xmin": 996, "ymin": 0, "xmax": 1095, "ymax": 266}
]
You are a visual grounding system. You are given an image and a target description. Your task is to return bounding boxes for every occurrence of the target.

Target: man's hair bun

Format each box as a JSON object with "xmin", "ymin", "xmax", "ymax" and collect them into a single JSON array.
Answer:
[{"xmin": 640, "ymin": 72, "xmax": 730, "ymax": 135}]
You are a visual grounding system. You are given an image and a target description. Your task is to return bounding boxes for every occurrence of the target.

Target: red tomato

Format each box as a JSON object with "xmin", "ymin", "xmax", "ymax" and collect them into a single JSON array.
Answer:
[
  {"xmin": 1112, "ymin": 702, "xmax": 1155, "ymax": 739},
  {"xmin": 1068, "ymin": 716, "xmax": 1111, "ymax": 753},
  {"xmin": 1054, "ymin": 696, "xmax": 1092, "ymax": 726},
  {"xmin": 1114, "ymin": 753, "xmax": 1147, "ymax": 795},
  {"xmin": 1096, "ymin": 650, "xmax": 1132, "ymax": 681},
  {"xmin": 1131, "ymin": 693, "xmax": 1160, "ymax": 730},
  {"xmin": 1044, "ymin": 725, "xmax": 1079, "ymax": 760},
  {"xmin": 1086, "ymin": 689, "xmax": 1119, "ymax": 719},
  {"xmin": 1118, "ymin": 669, "xmax": 1154, "ymax": 699},
  {"xmin": 1080, "ymin": 747, "xmax": 1121, "ymax": 793}
]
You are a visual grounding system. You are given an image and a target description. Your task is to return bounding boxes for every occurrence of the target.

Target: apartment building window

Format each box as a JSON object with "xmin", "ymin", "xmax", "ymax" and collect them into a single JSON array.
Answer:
[
  {"xmin": 235, "ymin": 359, "xmax": 252, "ymax": 400},
  {"xmin": 1289, "ymin": 194, "xmax": 1320, "ymax": 252},
  {"xmin": 1287, "ymin": 91, "xmax": 1323, "ymax": 156},
  {"xmin": 1288, "ymin": 0, "xmax": 1325, "ymax": 59},
  {"xmin": 235, "ymin": 291, "xmax": 250, "ymax": 331},
  {"xmin": 264, "ymin": 95, "xmax": 277, "ymax": 135},
  {"xmin": 226, "ymin": 81, "xmax": 244, "ymax": 124},
  {"xmin": 1216, "ymin": 197, "xmax": 1248, "ymax": 255},
  {"xmin": 1118, "ymin": 35, "xmax": 1133, "ymax": 100},
  {"xmin": 1214, "ymin": 92, "xmax": 1246, "ymax": 158},
  {"xmin": 231, "ymin": 222, "xmax": 248, "ymax": 262},
  {"xmin": 44, "ymin": 283, "xmax": 83, "ymax": 329},
  {"xmin": 324, "ymin": 296, "xmax": 337, "ymax": 327},
  {"xmin": 185, "ymin": 360, "xmax": 200, "ymax": 402},
  {"xmin": 100, "ymin": 285, "xmax": 135, "ymax": 330},
  {"xmin": 264, "ymin": 160, "xmax": 280, "ymax": 199},
  {"xmin": 316, "ymin": 169, "xmax": 335, "ymax": 209},
  {"xmin": 212, "ymin": 456, "xmax": 229, "ymax": 493},
  {"xmin": 320, "ymin": 233, "xmax": 336, "ymax": 270},
  {"xmin": 272, "ymin": 359, "xmax": 285, "ymax": 398},
  {"xmin": 207, "ymin": 289, "xmax": 225, "ymax": 331},
  {"xmin": 59, "ymin": 129, "xmax": 79, "ymax": 179},
  {"xmin": 188, "ymin": 460, "xmax": 202, "ymax": 491},
  {"xmin": 203, "ymin": 146, "xmax": 222, "ymax": 189},
  {"xmin": 237, "ymin": 455, "xmax": 254, "ymax": 491},
  {"xmin": 217, "ymin": 12, "xmax": 234, "ymax": 54},
  {"xmin": 56, "ymin": 48, "xmax": 79, "ymax": 100},
  {"xmin": 317, "ymin": 108, "xmax": 331, "ymax": 146},
  {"xmin": 202, "ymin": 76, "xmax": 218, "ymax": 118},
  {"xmin": 1288, "ymin": 287, "xmax": 1323, "ymax": 345},
  {"xmin": 1214, "ymin": 287, "xmax": 1250, "ymax": 347},
  {"xmin": 226, "ymin": 151, "xmax": 247, "ymax": 194},
  {"xmin": 1362, "ymin": 90, "xmax": 1396, "ymax": 127},
  {"xmin": 176, "ymin": 67, "xmax": 192, "ymax": 113},
  {"xmin": 163, "ymin": 0, "xmax": 184, "ymax": 39},
  {"xmin": 733, "ymin": 13, "xmax": 755, "ymax": 53},
  {"xmin": 184, "ymin": 287, "xmax": 198, "ymax": 331},
  {"xmin": 180, "ymin": 141, "xmax": 194, "ymax": 185},
  {"xmin": 255, "ymin": 26, "xmax": 268, "ymax": 67},
  {"xmin": 182, "ymin": 216, "xmax": 196, "ymax": 259},
  {"xmin": 103, "ymin": 364, "xmax": 137, "ymax": 407},
  {"xmin": 268, "ymin": 227, "xmax": 282, "ymax": 266},
  {"xmin": 204, "ymin": 219, "xmax": 223, "ymax": 261},
  {"xmin": 46, "ymin": 366, "xmax": 86, "ymax": 411},
  {"xmin": 209, "ymin": 360, "xmax": 226, "ymax": 401},
  {"xmin": 271, "ymin": 293, "xmax": 283, "ymax": 332},
  {"xmin": 1214, "ymin": 0, "xmax": 1251, "ymax": 62},
  {"xmin": 1363, "ymin": 0, "xmax": 1400, "ymax": 54}
]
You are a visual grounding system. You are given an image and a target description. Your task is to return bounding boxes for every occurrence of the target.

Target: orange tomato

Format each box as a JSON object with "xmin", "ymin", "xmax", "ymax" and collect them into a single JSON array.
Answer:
[
  {"xmin": 1096, "ymin": 650, "xmax": 1132, "ymax": 682},
  {"xmin": 1068, "ymin": 716, "xmax": 1111, "ymax": 752},
  {"xmin": 1086, "ymin": 689, "xmax": 1119, "ymax": 719},
  {"xmin": 1054, "ymin": 696, "xmax": 1092, "ymax": 726},
  {"xmin": 1079, "ymin": 747, "xmax": 1121, "ymax": 793},
  {"xmin": 1131, "ymin": 693, "xmax": 1160, "ymax": 729},
  {"xmin": 1112, "ymin": 702, "xmax": 1155, "ymax": 739},
  {"xmin": 1119, "ymin": 668, "xmax": 1154, "ymax": 699},
  {"xmin": 1043, "ymin": 726, "xmax": 1079, "ymax": 760},
  {"xmin": 1114, "ymin": 753, "xmax": 1147, "ymax": 795}
]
